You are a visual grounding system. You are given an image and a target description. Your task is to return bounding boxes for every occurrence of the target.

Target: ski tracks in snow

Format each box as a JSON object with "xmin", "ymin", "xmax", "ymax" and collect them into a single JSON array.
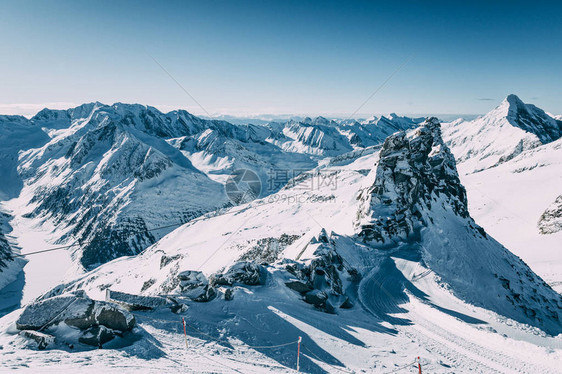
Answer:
[{"xmin": 357, "ymin": 261, "xmax": 560, "ymax": 373}]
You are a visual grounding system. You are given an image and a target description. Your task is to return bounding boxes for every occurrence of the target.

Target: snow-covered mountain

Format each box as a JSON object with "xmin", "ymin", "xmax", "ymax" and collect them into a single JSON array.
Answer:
[
  {"xmin": 13, "ymin": 103, "xmax": 231, "ymax": 269},
  {"xmin": 442, "ymin": 94, "xmax": 561, "ymax": 174},
  {"xmin": 0, "ymin": 103, "xmax": 423, "ymax": 274},
  {"xmin": 0, "ymin": 115, "xmax": 49, "ymax": 200},
  {"xmin": 442, "ymin": 95, "xmax": 562, "ymax": 293},
  {"xmin": 355, "ymin": 118, "xmax": 560, "ymax": 333},
  {"xmin": 1, "ymin": 101, "xmax": 561, "ymax": 372},
  {"xmin": 5, "ymin": 118, "xmax": 559, "ymax": 372}
]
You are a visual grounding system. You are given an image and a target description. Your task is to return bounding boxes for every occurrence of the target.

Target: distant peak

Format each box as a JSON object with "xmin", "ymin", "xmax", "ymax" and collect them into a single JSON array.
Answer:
[{"xmin": 486, "ymin": 94, "xmax": 562, "ymax": 144}]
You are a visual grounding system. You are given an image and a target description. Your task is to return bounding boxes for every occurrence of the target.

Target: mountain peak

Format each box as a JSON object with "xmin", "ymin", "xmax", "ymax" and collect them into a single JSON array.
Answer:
[
  {"xmin": 504, "ymin": 93, "xmax": 524, "ymax": 105},
  {"xmin": 489, "ymin": 94, "xmax": 562, "ymax": 144}
]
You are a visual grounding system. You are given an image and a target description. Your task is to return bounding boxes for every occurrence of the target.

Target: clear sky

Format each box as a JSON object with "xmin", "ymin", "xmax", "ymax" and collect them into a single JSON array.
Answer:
[{"xmin": 1, "ymin": 0, "xmax": 561, "ymax": 118}]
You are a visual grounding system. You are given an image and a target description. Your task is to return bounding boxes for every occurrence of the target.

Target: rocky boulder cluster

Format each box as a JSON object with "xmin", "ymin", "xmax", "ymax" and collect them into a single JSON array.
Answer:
[
  {"xmin": 177, "ymin": 261, "xmax": 266, "ymax": 302},
  {"xmin": 15, "ymin": 293, "xmax": 136, "ymax": 349},
  {"xmin": 284, "ymin": 230, "xmax": 358, "ymax": 313}
]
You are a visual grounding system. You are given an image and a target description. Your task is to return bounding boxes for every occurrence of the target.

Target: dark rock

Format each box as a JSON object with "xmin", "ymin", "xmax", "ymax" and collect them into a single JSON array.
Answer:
[
  {"xmin": 96, "ymin": 307, "xmax": 135, "ymax": 331},
  {"xmin": 78, "ymin": 325, "xmax": 115, "ymax": 347},
  {"xmin": 304, "ymin": 290, "xmax": 328, "ymax": 306},
  {"xmin": 160, "ymin": 254, "xmax": 181, "ymax": 269},
  {"xmin": 169, "ymin": 302, "xmax": 189, "ymax": 314},
  {"xmin": 178, "ymin": 270, "xmax": 216, "ymax": 301},
  {"xmin": 321, "ymin": 301, "xmax": 336, "ymax": 314},
  {"xmin": 191, "ymin": 285, "xmax": 217, "ymax": 302},
  {"xmin": 19, "ymin": 330, "xmax": 55, "ymax": 350},
  {"xmin": 212, "ymin": 261, "xmax": 265, "ymax": 286},
  {"xmin": 140, "ymin": 279, "xmax": 156, "ymax": 292},
  {"xmin": 178, "ymin": 270, "xmax": 208, "ymax": 290},
  {"xmin": 16, "ymin": 295, "xmax": 135, "ymax": 333},
  {"xmin": 285, "ymin": 280, "xmax": 313, "ymax": 294},
  {"xmin": 238, "ymin": 234, "xmax": 302, "ymax": 263},
  {"xmin": 106, "ymin": 289, "xmax": 167, "ymax": 311},
  {"xmin": 339, "ymin": 297, "xmax": 353, "ymax": 309},
  {"xmin": 224, "ymin": 288, "xmax": 234, "ymax": 301}
]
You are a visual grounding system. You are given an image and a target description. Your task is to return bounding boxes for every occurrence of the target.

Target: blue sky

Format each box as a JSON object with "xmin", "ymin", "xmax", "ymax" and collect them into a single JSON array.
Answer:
[{"xmin": 1, "ymin": 0, "xmax": 560, "ymax": 117}]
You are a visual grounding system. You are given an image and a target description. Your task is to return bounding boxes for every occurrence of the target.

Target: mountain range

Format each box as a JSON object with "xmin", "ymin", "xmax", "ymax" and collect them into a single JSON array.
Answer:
[{"xmin": 0, "ymin": 95, "xmax": 561, "ymax": 373}]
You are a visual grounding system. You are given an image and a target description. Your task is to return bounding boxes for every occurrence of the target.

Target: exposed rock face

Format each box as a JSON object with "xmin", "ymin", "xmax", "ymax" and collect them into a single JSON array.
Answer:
[
  {"xmin": 16, "ymin": 294, "xmax": 136, "ymax": 348},
  {"xmin": 355, "ymin": 117, "xmax": 469, "ymax": 245},
  {"xmin": 442, "ymin": 95, "xmax": 562, "ymax": 174},
  {"xmin": 237, "ymin": 234, "xmax": 302, "ymax": 264},
  {"xmin": 0, "ymin": 211, "xmax": 26, "ymax": 290},
  {"xmin": 538, "ymin": 195, "xmax": 562, "ymax": 234},
  {"xmin": 0, "ymin": 220, "xmax": 14, "ymax": 276}
]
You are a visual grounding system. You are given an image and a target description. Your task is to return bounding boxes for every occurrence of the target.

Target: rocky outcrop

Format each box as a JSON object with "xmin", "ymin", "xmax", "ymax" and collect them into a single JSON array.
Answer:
[
  {"xmin": 16, "ymin": 294, "xmax": 136, "ymax": 348},
  {"xmin": 0, "ymin": 211, "xmax": 26, "ymax": 290},
  {"xmin": 178, "ymin": 270, "xmax": 216, "ymax": 302},
  {"xmin": 503, "ymin": 94, "xmax": 562, "ymax": 144},
  {"xmin": 211, "ymin": 261, "xmax": 265, "ymax": 286},
  {"xmin": 237, "ymin": 234, "xmax": 302, "ymax": 264},
  {"xmin": 538, "ymin": 195, "xmax": 562, "ymax": 234},
  {"xmin": 284, "ymin": 230, "xmax": 358, "ymax": 313},
  {"xmin": 355, "ymin": 117, "xmax": 469, "ymax": 245}
]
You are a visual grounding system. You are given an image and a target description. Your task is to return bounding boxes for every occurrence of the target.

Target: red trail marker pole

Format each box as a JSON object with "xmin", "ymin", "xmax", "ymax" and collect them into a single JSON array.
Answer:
[
  {"xmin": 297, "ymin": 336, "xmax": 302, "ymax": 372},
  {"xmin": 182, "ymin": 317, "xmax": 188, "ymax": 349},
  {"xmin": 417, "ymin": 356, "xmax": 422, "ymax": 373}
]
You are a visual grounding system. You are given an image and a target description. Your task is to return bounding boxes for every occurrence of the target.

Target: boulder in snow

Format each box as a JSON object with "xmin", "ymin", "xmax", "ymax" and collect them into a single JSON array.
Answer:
[
  {"xmin": 105, "ymin": 289, "xmax": 168, "ymax": 311},
  {"xmin": 211, "ymin": 261, "xmax": 265, "ymax": 286},
  {"xmin": 304, "ymin": 290, "xmax": 328, "ymax": 306},
  {"xmin": 178, "ymin": 270, "xmax": 216, "ymax": 302},
  {"xmin": 19, "ymin": 330, "xmax": 55, "ymax": 350},
  {"xmin": 16, "ymin": 294, "xmax": 135, "ymax": 333},
  {"xmin": 285, "ymin": 280, "xmax": 313, "ymax": 294},
  {"xmin": 78, "ymin": 325, "xmax": 116, "ymax": 347}
]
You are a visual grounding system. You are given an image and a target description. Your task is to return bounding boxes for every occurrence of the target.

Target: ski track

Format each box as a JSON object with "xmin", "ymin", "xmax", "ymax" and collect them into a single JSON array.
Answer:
[{"xmin": 358, "ymin": 260, "xmax": 560, "ymax": 374}]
